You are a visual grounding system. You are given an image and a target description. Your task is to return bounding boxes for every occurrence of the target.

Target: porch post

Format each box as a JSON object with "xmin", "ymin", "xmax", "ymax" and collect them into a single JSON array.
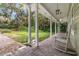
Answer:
[
  {"xmin": 28, "ymin": 5, "xmax": 31, "ymax": 44},
  {"xmin": 35, "ymin": 3, "xmax": 39, "ymax": 47},
  {"xmin": 57, "ymin": 23, "xmax": 60, "ymax": 33},
  {"xmin": 55, "ymin": 20, "xmax": 57, "ymax": 35},
  {"xmin": 50, "ymin": 17, "xmax": 52, "ymax": 37}
]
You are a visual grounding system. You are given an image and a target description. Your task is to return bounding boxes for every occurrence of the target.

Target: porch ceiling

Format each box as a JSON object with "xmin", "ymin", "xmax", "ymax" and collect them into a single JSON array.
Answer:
[
  {"xmin": 31, "ymin": 4, "xmax": 52, "ymax": 19},
  {"xmin": 41, "ymin": 3, "xmax": 70, "ymax": 21}
]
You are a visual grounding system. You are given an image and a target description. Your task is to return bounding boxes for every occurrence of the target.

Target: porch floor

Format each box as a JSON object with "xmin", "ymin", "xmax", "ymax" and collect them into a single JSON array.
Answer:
[{"xmin": 14, "ymin": 33, "xmax": 73, "ymax": 56}]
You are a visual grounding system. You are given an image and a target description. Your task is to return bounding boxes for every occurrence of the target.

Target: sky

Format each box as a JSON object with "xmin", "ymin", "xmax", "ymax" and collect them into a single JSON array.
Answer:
[
  {"xmin": 11, "ymin": 11, "xmax": 17, "ymax": 20},
  {"xmin": 11, "ymin": 4, "xmax": 28, "ymax": 20}
]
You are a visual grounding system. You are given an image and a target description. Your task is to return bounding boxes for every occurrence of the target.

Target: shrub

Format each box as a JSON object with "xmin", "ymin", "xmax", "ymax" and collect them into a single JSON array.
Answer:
[
  {"xmin": 60, "ymin": 22, "xmax": 67, "ymax": 33},
  {"xmin": 0, "ymin": 29, "xmax": 11, "ymax": 33}
]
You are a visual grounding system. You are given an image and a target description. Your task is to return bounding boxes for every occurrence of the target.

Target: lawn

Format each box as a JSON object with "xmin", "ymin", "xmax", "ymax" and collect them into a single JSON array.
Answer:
[{"xmin": 0, "ymin": 28, "xmax": 50, "ymax": 44}]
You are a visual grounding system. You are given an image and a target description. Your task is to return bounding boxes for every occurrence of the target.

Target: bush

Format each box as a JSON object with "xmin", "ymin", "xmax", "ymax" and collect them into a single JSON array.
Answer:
[
  {"xmin": 60, "ymin": 22, "xmax": 67, "ymax": 33},
  {"xmin": 19, "ymin": 26, "xmax": 27, "ymax": 31},
  {"xmin": 19, "ymin": 26, "xmax": 35, "ymax": 32},
  {"xmin": 0, "ymin": 29, "xmax": 11, "ymax": 33},
  {"xmin": 0, "ymin": 24, "xmax": 14, "ymax": 29}
]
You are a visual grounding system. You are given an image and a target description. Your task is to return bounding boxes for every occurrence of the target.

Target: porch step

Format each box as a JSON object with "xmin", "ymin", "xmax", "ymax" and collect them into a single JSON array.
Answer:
[
  {"xmin": 55, "ymin": 38, "xmax": 67, "ymax": 44},
  {"xmin": 55, "ymin": 33, "xmax": 77, "ymax": 55},
  {"xmin": 55, "ymin": 47, "xmax": 76, "ymax": 55},
  {"xmin": 55, "ymin": 44, "xmax": 66, "ymax": 50},
  {"xmin": 55, "ymin": 42, "xmax": 77, "ymax": 55}
]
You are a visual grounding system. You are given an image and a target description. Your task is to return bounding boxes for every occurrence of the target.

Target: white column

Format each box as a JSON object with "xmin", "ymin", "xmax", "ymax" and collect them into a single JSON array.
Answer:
[
  {"xmin": 57, "ymin": 23, "xmax": 60, "ymax": 33},
  {"xmin": 28, "ymin": 6, "xmax": 31, "ymax": 44},
  {"xmin": 50, "ymin": 17, "xmax": 52, "ymax": 37},
  {"xmin": 55, "ymin": 20, "xmax": 57, "ymax": 35},
  {"xmin": 35, "ymin": 3, "xmax": 39, "ymax": 47}
]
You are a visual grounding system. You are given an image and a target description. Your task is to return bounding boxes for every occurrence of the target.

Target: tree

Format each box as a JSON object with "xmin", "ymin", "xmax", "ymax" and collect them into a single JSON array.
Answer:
[{"xmin": 0, "ymin": 3, "xmax": 28, "ymax": 30}]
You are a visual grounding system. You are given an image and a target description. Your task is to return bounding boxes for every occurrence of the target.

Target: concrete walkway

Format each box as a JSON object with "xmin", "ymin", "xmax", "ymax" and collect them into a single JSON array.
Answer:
[{"xmin": 0, "ymin": 33, "xmax": 23, "ymax": 55}]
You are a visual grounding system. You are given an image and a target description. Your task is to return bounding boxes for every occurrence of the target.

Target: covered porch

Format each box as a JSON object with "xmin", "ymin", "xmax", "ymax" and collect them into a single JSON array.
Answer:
[
  {"xmin": 13, "ymin": 33, "xmax": 72, "ymax": 56},
  {"xmin": 4, "ymin": 3, "xmax": 79, "ymax": 56}
]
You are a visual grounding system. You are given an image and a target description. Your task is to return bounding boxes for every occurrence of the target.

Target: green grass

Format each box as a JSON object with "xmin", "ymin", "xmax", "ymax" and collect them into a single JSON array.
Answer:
[{"xmin": 0, "ymin": 28, "xmax": 50, "ymax": 44}]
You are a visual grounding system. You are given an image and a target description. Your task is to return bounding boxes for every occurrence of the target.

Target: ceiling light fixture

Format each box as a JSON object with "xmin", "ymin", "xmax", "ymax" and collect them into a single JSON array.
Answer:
[{"xmin": 56, "ymin": 3, "xmax": 62, "ymax": 15}]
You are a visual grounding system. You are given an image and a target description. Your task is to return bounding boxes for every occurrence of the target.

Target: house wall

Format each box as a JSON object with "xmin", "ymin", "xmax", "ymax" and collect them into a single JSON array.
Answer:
[
  {"xmin": 73, "ymin": 4, "xmax": 79, "ymax": 55},
  {"xmin": 68, "ymin": 4, "xmax": 79, "ymax": 55}
]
